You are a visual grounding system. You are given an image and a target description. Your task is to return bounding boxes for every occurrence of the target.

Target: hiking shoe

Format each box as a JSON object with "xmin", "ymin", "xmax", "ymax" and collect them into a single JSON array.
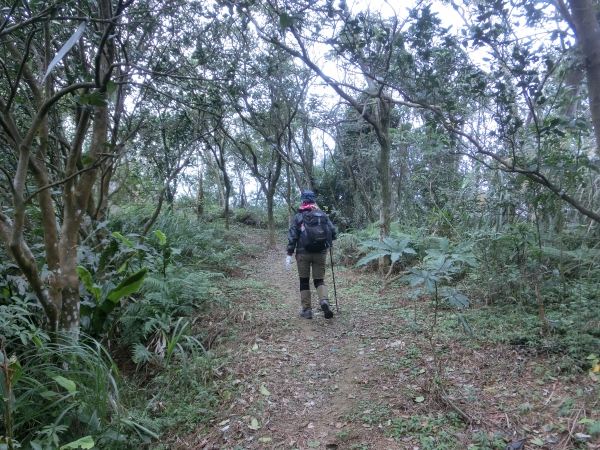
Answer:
[
  {"xmin": 320, "ymin": 299, "xmax": 334, "ymax": 319},
  {"xmin": 299, "ymin": 308, "xmax": 313, "ymax": 319}
]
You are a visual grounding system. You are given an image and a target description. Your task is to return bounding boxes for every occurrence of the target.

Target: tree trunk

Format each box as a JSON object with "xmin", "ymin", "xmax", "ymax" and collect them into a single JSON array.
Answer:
[
  {"xmin": 568, "ymin": 0, "xmax": 600, "ymax": 157},
  {"xmin": 374, "ymin": 98, "xmax": 393, "ymax": 273},
  {"xmin": 213, "ymin": 162, "xmax": 225, "ymax": 207},
  {"xmin": 224, "ymin": 173, "xmax": 231, "ymax": 230},
  {"xmin": 303, "ymin": 123, "xmax": 314, "ymax": 189},
  {"xmin": 266, "ymin": 154, "xmax": 283, "ymax": 248},
  {"xmin": 60, "ymin": 103, "xmax": 106, "ymax": 333},
  {"xmin": 196, "ymin": 170, "xmax": 204, "ymax": 217},
  {"xmin": 140, "ymin": 158, "xmax": 190, "ymax": 244},
  {"xmin": 238, "ymin": 168, "xmax": 247, "ymax": 208},
  {"xmin": 58, "ymin": 0, "xmax": 115, "ymax": 334},
  {"xmin": 267, "ymin": 192, "xmax": 276, "ymax": 247}
]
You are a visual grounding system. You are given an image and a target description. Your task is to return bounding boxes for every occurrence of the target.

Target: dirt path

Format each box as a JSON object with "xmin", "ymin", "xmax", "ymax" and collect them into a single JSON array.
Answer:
[
  {"xmin": 189, "ymin": 235, "xmax": 403, "ymax": 449},
  {"xmin": 185, "ymin": 230, "xmax": 599, "ymax": 450}
]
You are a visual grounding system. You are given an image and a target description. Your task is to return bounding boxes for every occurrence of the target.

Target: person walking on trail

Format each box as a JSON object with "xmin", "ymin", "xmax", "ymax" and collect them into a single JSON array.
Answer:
[{"xmin": 286, "ymin": 190, "xmax": 337, "ymax": 320}]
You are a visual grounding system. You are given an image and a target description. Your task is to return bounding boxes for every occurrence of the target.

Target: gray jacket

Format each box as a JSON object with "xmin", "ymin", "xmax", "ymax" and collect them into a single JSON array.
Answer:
[{"xmin": 287, "ymin": 208, "xmax": 337, "ymax": 255}]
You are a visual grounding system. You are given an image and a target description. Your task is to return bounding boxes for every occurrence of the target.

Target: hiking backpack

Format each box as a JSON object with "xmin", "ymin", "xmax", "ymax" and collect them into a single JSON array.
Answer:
[{"xmin": 300, "ymin": 210, "xmax": 332, "ymax": 252}]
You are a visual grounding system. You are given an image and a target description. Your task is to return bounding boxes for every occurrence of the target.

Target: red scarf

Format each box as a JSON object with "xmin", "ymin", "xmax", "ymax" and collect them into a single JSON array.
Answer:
[{"xmin": 299, "ymin": 202, "xmax": 319, "ymax": 211}]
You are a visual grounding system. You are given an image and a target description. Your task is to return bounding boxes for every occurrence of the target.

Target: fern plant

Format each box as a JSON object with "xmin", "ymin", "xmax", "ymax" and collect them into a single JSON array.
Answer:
[
  {"xmin": 356, "ymin": 237, "xmax": 416, "ymax": 278},
  {"xmin": 120, "ymin": 270, "xmax": 222, "ymax": 348}
]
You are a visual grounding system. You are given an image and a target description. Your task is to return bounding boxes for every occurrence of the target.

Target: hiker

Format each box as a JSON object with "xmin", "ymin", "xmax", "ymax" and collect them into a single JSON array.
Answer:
[{"xmin": 286, "ymin": 190, "xmax": 337, "ymax": 319}]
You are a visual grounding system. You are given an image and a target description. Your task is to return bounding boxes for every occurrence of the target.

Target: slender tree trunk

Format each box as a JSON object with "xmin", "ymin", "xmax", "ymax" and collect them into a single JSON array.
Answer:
[
  {"xmin": 238, "ymin": 168, "xmax": 247, "ymax": 208},
  {"xmin": 267, "ymin": 193, "xmax": 276, "ymax": 247},
  {"xmin": 224, "ymin": 174, "xmax": 231, "ymax": 229},
  {"xmin": 266, "ymin": 154, "xmax": 283, "ymax": 248},
  {"xmin": 140, "ymin": 158, "xmax": 190, "ymax": 244},
  {"xmin": 213, "ymin": 162, "xmax": 225, "ymax": 207},
  {"xmin": 285, "ymin": 163, "xmax": 293, "ymax": 222},
  {"xmin": 303, "ymin": 123, "xmax": 314, "ymax": 189},
  {"xmin": 196, "ymin": 170, "xmax": 204, "ymax": 217}
]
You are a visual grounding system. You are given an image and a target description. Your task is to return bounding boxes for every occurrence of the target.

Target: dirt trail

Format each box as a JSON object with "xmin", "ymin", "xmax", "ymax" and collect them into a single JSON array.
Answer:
[
  {"xmin": 191, "ymin": 236, "xmax": 402, "ymax": 449},
  {"xmin": 187, "ymin": 230, "xmax": 598, "ymax": 450}
]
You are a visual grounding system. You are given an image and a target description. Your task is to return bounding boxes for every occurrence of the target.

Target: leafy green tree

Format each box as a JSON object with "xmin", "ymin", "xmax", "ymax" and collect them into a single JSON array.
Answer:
[{"xmin": 0, "ymin": 0, "xmax": 132, "ymax": 335}]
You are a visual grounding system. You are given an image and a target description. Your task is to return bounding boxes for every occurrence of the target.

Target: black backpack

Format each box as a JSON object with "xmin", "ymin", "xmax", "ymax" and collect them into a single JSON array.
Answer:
[{"xmin": 300, "ymin": 210, "xmax": 331, "ymax": 252}]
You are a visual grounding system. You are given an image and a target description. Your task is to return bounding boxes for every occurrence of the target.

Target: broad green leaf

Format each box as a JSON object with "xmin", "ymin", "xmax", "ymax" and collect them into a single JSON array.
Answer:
[
  {"xmin": 81, "ymin": 92, "xmax": 107, "ymax": 106},
  {"xmin": 112, "ymin": 232, "xmax": 133, "ymax": 248},
  {"xmin": 81, "ymin": 155, "xmax": 93, "ymax": 165},
  {"xmin": 382, "ymin": 236, "xmax": 399, "ymax": 249},
  {"xmin": 307, "ymin": 442, "xmax": 320, "ymax": 448},
  {"xmin": 43, "ymin": 21, "xmax": 87, "ymax": 81},
  {"xmin": 98, "ymin": 239, "xmax": 119, "ymax": 272},
  {"xmin": 258, "ymin": 437, "xmax": 272, "ymax": 443},
  {"xmin": 8, "ymin": 357, "xmax": 22, "ymax": 385},
  {"xmin": 430, "ymin": 255, "xmax": 447, "ymax": 270},
  {"xmin": 356, "ymin": 250, "xmax": 389, "ymax": 266},
  {"xmin": 457, "ymin": 313, "xmax": 473, "ymax": 336},
  {"xmin": 77, "ymin": 267, "xmax": 101, "ymax": 301},
  {"xmin": 60, "ymin": 436, "xmax": 94, "ymax": 449},
  {"xmin": 260, "ymin": 385, "xmax": 271, "ymax": 396},
  {"xmin": 52, "ymin": 375, "xmax": 77, "ymax": 394},
  {"xmin": 447, "ymin": 291, "xmax": 470, "ymax": 310},
  {"xmin": 589, "ymin": 421, "xmax": 600, "ymax": 435},
  {"xmin": 106, "ymin": 80, "xmax": 117, "ymax": 94},
  {"xmin": 121, "ymin": 418, "xmax": 159, "ymax": 441},
  {"xmin": 401, "ymin": 273, "xmax": 424, "ymax": 286},
  {"xmin": 425, "ymin": 278, "xmax": 435, "ymax": 292},
  {"xmin": 153, "ymin": 230, "xmax": 167, "ymax": 245},
  {"xmin": 453, "ymin": 253, "xmax": 477, "ymax": 267},
  {"xmin": 414, "ymin": 396, "xmax": 425, "ymax": 403},
  {"xmin": 107, "ymin": 268, "xmax": 148, "ymax": 303},
  {"xmin": 360, "ymin": 240, "xmax": 392, "ymax": 250},
  {"xmin": 398, "ymin": 237, "xmax": 411, "ymax": 249},
  {"xmin": 40, "ymin": 390, "xmax": 59, "ymax": 398},
  {"xmin": 249, "ymin": 417, "xmax": 260, "ymax": 429},
  {"xmin": 439, "ymin": 237, "xmax": 449, "ymax": 253},
  {"xmin": 455, "ymin": 241, "xmax": 475, "ymax": 252},
  {"xmin": 530, "ymin": 437, "xmax": 544, "ymax": 446}
]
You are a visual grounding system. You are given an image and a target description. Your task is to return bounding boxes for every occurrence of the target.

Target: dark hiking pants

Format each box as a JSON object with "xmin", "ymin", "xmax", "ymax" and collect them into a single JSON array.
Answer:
[{"xmin": 296, "ymin": 252, "xmax": 328, "ymax": 310}]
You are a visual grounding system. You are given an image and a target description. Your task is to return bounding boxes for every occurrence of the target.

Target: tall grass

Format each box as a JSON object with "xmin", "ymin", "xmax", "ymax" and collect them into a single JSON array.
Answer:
[{"xmin": 1, "ymin": 328, "xmax": 153, "ymax": 449}]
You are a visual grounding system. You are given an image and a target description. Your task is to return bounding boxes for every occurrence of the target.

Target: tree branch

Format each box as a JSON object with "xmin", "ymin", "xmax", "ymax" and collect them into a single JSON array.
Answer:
[
  {"xmin": 24, "ymin": 156, "xmax": 111, "ymax": 204},
  {"xmin": 0, "ymin": 5, "xmax": 55, "ymax": 37}
]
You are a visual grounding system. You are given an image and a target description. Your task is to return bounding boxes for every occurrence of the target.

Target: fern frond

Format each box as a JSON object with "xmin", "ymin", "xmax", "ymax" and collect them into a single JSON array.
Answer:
[
  {"xmin": 132, "ymin": 343, "xmax": 153, "ymax": 364},
  {"xmin": 142, "ymin": 276, "xmax": 171, "ymax": 295}
]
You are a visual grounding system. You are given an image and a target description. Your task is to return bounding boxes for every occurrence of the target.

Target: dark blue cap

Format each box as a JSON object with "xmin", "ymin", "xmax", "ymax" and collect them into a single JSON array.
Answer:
[{"xmin": 301, "ymin": 190, "xmax": 316, "ymax": 203}]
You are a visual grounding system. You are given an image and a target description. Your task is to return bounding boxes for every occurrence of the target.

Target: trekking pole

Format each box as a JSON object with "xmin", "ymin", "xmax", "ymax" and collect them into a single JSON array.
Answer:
[{"xmin": 329, "ymin": 246, "xmax": 339, "ymax": 312}]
